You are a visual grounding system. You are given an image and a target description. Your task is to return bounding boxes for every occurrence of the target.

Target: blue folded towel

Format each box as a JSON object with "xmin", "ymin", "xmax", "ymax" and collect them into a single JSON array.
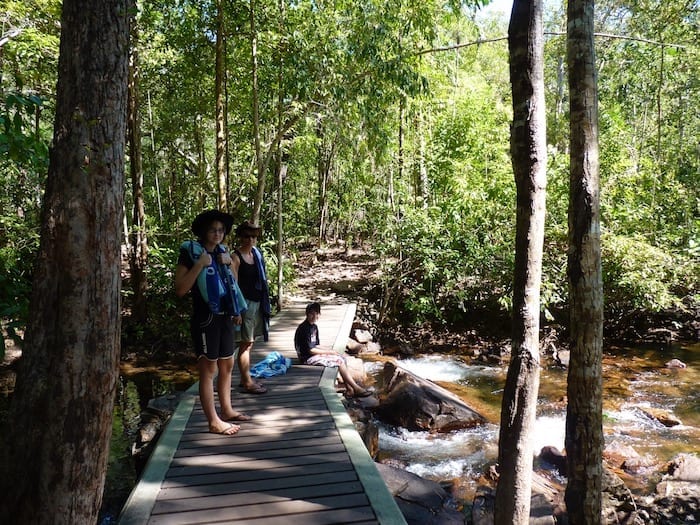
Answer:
[{"xmin": 250, "ymin": 351, "xmax": 292, "ymax": 378}]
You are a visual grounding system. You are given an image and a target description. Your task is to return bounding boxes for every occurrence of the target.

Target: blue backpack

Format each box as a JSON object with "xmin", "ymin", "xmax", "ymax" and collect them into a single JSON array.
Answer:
[{"xmin": 182, "ymin": 241, "xmax": 247, "ymax": 316}]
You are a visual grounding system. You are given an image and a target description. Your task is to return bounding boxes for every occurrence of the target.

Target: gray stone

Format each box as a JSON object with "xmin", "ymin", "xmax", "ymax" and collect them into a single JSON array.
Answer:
[{"xmin": 375, "ymin": 462, "xmax": 466, "ymax": 525}]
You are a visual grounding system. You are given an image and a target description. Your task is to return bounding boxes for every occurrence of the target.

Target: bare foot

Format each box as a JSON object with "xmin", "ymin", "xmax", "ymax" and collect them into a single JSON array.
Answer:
[{"xmin": 210, "ymin": 422, "xmax": 240, "ymax": 435}]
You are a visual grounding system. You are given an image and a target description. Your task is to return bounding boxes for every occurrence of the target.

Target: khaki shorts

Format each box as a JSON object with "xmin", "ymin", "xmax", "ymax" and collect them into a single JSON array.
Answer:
[{"xmin": 237, "ymin": 300, "xmax": 264, "ymax": 343}]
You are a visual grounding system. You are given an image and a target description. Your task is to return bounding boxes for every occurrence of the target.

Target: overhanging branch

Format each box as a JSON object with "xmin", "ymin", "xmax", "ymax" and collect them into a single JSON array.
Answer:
[{"xmin": 416, "ymin": 31, "xmax": 692, "ymax": 56}]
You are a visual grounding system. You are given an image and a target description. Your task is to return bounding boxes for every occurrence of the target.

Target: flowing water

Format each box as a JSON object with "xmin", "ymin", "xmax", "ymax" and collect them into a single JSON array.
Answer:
[{"xmin": 369, "ymin": 342, "xmax": 700, "ymax": 503}]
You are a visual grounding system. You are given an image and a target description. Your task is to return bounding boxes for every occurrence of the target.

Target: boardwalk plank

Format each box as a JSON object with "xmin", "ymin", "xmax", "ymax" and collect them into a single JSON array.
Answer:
[
  {"xmin": 157, "ymin": 470, "xmax": 360, "ymax": 501},
  {"xmin": 173, "ymin": 435, "xmax": 343, "ymax": 459},
  {"xmin": 152, "ymin": 481, "xmax": 365, "ymax": 514},
  {"xmin": 167, "ymin": 450, "xmax": 351, "ymax": 477},
  {"xmin": 149, "ymin": 506, "xmax": 377, "ymax": 525},
  {"xmin": 171, "ymin": 438, "xmax": 343, "ymax": 467},
  {"xmin": 149, "ymin": 493, "xmax": 372, "ymax": 524},
  {"xmin": 160, "ymin": 454, "xmax": 357, "ymax": 488}
]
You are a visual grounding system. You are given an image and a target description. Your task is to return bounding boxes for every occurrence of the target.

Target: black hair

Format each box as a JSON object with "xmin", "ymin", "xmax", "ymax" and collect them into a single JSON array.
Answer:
[{"xmin": 306, "ymin": 302, "xmax": 321, "ymax": 315}]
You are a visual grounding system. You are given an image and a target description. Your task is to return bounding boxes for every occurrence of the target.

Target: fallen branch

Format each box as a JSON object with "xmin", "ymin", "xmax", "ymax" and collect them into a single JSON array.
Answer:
[{"xmin": 0, "ymin": 28, "xmax": 23, "ymax": 48}]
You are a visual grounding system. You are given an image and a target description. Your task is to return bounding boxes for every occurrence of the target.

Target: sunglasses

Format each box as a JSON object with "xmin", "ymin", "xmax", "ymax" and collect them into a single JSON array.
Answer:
[
  {"xmin": 242, "ymin": 234, "xmax": 257, "ymax": 239},
  {"xmin": 207, "ymin": 228, "xmax": 226, "ymax": 234}
]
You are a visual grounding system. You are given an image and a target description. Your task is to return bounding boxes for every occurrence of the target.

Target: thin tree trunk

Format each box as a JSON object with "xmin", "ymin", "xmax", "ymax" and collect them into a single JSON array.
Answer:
[
  {"xmin": 397, "ymin": 96, "xmax": 404, "ymax": 205},
  {"xmin": 215, "ymin": 0, "xmax": 228, "ymax": 210},
  {"xmin": 146, "ymin": 90, "xmax": 163, "ymax": 222},
  {"xmin": 418, "ymin": 108, "xmax": 429, "ymax": 209},
  {"xmin": 275, "ymin": 0, "xmax": 285, "ymax": 309},
  {"xmin": 276, "ymin": 160, "xmax": 286, "ymax": 308},
  {"xmin": 250, "ymin": 0, "xmax": 264, "ymax": 223},
  {"xmin": 128, "ymin": 0, "xmax": 148, "ymax": 323},
  {"xmin": 0, "ymin": 1, "xmax": 129, "ymax": 522},
  {"xmin": 194, "ymin": 116, "xmax": 207, "ymax": 209},
  {"xmin": 565, "ymin": 0, "xmax": 604, "ymax": 522},
  {"xmin": 316, "ymin": 119, "xmax": 331, "ymax": 242},
  {"xmin": 494, "ymin": 1, "xmax": 546, "ymax": 523}
]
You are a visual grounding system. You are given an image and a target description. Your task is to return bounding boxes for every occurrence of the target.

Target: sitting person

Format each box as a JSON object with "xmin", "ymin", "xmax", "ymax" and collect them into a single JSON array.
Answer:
[{"xmin": 294, "ymin": 302, "xmax": 373, "ymax": 398}]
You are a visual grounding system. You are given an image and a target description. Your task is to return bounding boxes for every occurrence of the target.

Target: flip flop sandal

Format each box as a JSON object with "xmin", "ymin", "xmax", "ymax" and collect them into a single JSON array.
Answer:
[
  {"xmin": 210, "ymin": 422, "xmax": 240, "ymax": 435},
  {"xmin": 227, "ymin": 413, "xmax": 252, "ymax": 421},
  {"xmin": 242, "ymin": 383, "xmax": 267, "ymax": 394},
  {"xmin": 239, "ymin": 381, "xmax": 265, "ymax": 387}
]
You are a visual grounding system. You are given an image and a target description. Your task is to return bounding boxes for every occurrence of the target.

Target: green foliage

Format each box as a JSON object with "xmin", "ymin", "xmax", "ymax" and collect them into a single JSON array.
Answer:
[
  {"xmin": 3, "ymin": 0, "xmax": 697, "ymax": 348},
  {"xmin": 602, "ymin": 232, "xmax": 698, "ymax": 311},
  {"xmin": 121, "ymin": 238, "xmax": 189, "ymax": 355},
  {"xmin": 0, "ymin": 93, "xmax": 49, "ymax": 172},
  {"xmin": 0, "ymin": 94, "xmax": 48, "ymax": 351},
  {"xmin": 0, "ymin": 212, "xmax": 40, "ymax": 353}
]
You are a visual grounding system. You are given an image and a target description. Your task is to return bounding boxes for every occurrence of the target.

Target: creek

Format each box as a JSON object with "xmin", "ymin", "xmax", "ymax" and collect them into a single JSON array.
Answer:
[
  {"xmin": 90, "ymin": 341, "xmax": 699, "ymax": 522},
  {"xmin": 371, "ymin": 342, "xmax": 700, "ymax": 504}
]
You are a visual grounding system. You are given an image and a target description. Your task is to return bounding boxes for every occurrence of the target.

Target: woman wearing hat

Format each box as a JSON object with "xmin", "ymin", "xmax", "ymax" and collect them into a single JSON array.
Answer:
[
  {"xmin": 175, "ymin": 210, "xmax": 251, "ymax": 435},
  {"xmin": 231, "ymin": 220, "xmax": 271, "ymax": 394}
]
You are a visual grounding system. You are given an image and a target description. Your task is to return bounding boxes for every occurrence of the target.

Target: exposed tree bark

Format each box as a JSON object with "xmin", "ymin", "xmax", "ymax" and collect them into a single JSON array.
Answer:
[
  {"xmin": 494, "ymin": 1, "xmax": 547, "ymax": 523},
  {"xmin": 127, "ymin": 0, "xmax": 148, "ymax": 323},
  {"xmin": 565, "ymin": 0, "xmax": 604, "ymax": 522},
  {"xmin": 0, "ymin": 0, "xmax": 129, "ymax": 523},
  {"xmin": 215, "ymin": 0, "xmax": 228, "ymax": 211}
]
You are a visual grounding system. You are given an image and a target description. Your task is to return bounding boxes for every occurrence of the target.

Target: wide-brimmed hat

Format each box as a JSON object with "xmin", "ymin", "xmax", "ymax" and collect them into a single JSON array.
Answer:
[
  {"xmin": 191, "ymin": 210, "xmax": 235, "ymax": 238},
  {"xmin": 235, "ymin": 220, "xmax": 263, "ymax": 237}
]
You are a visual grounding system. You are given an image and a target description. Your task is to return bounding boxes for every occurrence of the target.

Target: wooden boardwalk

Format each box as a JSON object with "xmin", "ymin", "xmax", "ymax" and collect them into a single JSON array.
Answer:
[{"xmin": 119, "ymin": 302, "xmax": 406, "ymax": 525}]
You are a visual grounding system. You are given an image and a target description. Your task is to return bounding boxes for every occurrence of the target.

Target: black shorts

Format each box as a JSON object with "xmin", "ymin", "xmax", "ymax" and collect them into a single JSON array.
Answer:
[{"xmin": 191, "ymin": 313, "xmax": 235, "ymax": 360}]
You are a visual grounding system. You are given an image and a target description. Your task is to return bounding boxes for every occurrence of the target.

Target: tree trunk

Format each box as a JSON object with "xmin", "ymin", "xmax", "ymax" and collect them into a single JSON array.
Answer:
[
  {"xmin": 316, "ymin": 119, "xmax": 332, "ymax": 242},
  {"xmin": 0, "ymin": 1, "xmax": 128, "ymax": 523},
  {"xmin": 565, "ymin": 0, "xmax": 604, "ymax": 523},
  {"xmin": 397, "ymin": 96, "xmax": 404, "ymax": 211},
  {"xmin": 417, "ymin": 107, "xmax": 429, "ymax": 209},
  {"xmin": 494, "ymin": 1, "xmax": 546, "ymax": 524},
  {"xmin": 276, "ymin": 159, "xmax": 287, "ymax": 308},
  {"xmin": 128, "ymin": 0, "xmax": 148, "ymax": 323},
  {"xmin": 193, "ymin": 115, "xmax": 208, "ymax": 209},
  {"xmin": 275, "ymin": 3, "xmax": 285, "ymax": 310},
  {"xmin": 215, "ymin": 0, "xmax": 228, "ymax": 211},
  {"xmin": 250, "ymin": 0, "xmax": 264, "ymax": 223}
]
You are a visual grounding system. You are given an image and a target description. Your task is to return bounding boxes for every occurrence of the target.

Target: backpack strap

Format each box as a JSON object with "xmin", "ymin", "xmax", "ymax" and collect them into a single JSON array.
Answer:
[
  {"xmin": 215, "ymin": 244, "xmax": 247, "ymax": 316},
  {"xmin": 183, "ymin": 240, "xmax": 227, "ymax": 313}
]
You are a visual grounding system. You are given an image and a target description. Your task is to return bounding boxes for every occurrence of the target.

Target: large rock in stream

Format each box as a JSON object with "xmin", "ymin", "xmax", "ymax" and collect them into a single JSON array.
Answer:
[
  {"xmin": 375, "ymin": 462, "xmax": 465, "ymax": 525},
  {"xmin": 374, "ymin": 361, "xmax": 487, "ymax": 432}
]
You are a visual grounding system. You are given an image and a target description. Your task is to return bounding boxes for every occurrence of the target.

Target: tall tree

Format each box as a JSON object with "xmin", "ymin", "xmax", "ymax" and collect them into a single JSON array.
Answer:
[
  {"xmin": 250, "ymin": 0, "xmax": 264, "ymax": 222},
  {"xmin": 128, "ymin": 0, "xmax": 148, "ymax": 323},
  {"xmin": 565, "ymin": 0, "xmax": 604, "ymax": 522},
  {"xmin": 494, "ymin": 0, "xmax": 547, "ymax": 523},
  {"xmin": 0, "ymin": 0, "xmax": 129, "ymax": 523},
  {"xmin": 215, "ymin": 0, "xmax": 228, "ymax": 210}
]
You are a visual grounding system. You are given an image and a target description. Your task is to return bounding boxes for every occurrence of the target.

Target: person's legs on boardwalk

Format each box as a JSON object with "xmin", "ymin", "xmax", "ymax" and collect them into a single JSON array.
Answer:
[
  {"xmin": 198, "ymin": 357, "xmax": 239, "ymax": 434},
  {"xmin": 236, "ymin": 300, "xmax": 266, "ymax": 393}
]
